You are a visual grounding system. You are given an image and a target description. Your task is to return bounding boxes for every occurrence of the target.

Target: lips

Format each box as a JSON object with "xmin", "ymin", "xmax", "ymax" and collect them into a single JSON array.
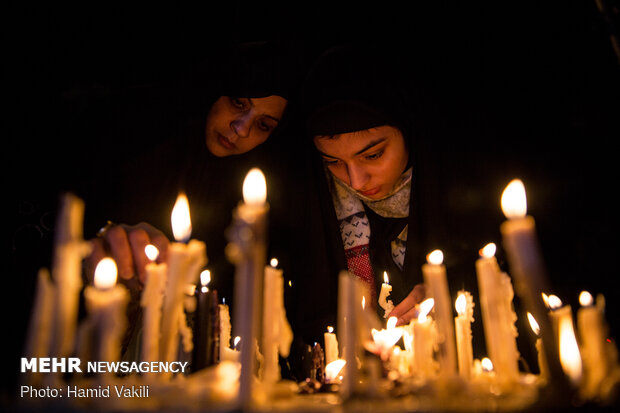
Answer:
[
  {"xmin": 217, "ymin": 133, "xmax": 236, "ymax": 150},
  {"xmin": 359, "ymin": 187, "xmax": 381, "ymax": 197}
]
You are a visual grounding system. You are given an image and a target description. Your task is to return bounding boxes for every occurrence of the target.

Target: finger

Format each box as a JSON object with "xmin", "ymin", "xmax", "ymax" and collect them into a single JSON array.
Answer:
[
  {"xmin": 396, "ymin": 307, "xmax": 419, "ymax": 326},
  {"xmin": 127, "ymin": 227, "xmax": 151, "ymax": 284},
  {"xmin": 104, "ymin": 225, "xmax": 135, "ymax": 280},
  {"xmin": 84, "ymin": 238, "xmax": 108, "ymax": 284},
  {"xmin": 389, "ymin": 293, "xmax": 418, "ymax": 319},
  {"xmin": 135, "ymin": 222, "xmax": 170, "ymax": 264}
]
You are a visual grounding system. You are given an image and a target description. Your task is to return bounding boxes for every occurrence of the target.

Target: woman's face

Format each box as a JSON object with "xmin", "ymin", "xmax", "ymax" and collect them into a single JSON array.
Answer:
[
  {"xmin": 205, "ymin": 95, "xmax": 288, "ymax": 157},
  {"xmin": 314, "ymin": 125, "xmax": 409, "ymax": 200}
]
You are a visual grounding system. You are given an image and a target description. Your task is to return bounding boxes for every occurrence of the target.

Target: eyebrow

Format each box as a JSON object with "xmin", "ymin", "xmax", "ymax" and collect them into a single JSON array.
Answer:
[
  {"xmin": 317, "ymin": 137, "xmax": 387, "ymax": 159},
  {"xmin": 247, "ymin": 98, "xmax": 281, "ymax": 123}
]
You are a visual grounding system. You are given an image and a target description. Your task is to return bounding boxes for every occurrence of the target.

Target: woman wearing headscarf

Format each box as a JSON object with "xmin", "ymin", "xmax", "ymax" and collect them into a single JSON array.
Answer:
[{"xmin": 287, "ymin": 41, "xmax": 446, "ymax": 352}]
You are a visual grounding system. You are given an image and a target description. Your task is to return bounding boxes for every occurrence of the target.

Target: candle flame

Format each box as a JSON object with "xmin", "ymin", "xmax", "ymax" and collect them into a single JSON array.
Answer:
[
  {"xmin": 481, "ymin": 357, "xmax": 494, "ymax": 372},
  {"xmin": 371, "ymin": 317, "xmax": 403, "ymax": 352},
  {"xmin": 479, "ymin": 243, "xmax": 497, "ymax": 259},
  {"xmin": 418, "ymin": 298, "xmax": 435, "ymax": 322},
  {"xmin": 455, "ymin": 293, "xmax": 467, "ymax": 316},
  {"xmin": 325, "ymin": 359, "xmax": 346, "ymax": 382},
  {"xmin": 501, "ymin": 179, "xmax": 527, "ymax": 219},
  {"xmin": 242, "ymin": 168, "xmax": 267, "ymax": 206},
  {"xmin": 383, "ymin": 271, "xmax": 389, "ymax": 284},
  {"xmin": 579, "ymin": 291, "xmax": 593, "ymax": 307},
  {"xmin": 387, "ymin": 316, "xmax": 398, "ymax": 330},
  {"xmin": 270, "ymin": 258, "xmax": 278, "ymax": 268},
  {"xmin": 200, "ymin": 270, "xmax": 211, "ymax": 287},
  {"xmin": 233, "ymin": 336, "xmax": 241, "ymax": 347},
  {"xmin": 94, "ymin": 257, "xmax": 118, "ymax": 289},
  {"xmin": 547, "ymin": 294, "xmax": 563, "ymax": 310},
  {"xmin": 361, "ymin": 296, "xmax": 366, "ymax": 309},
  {"xmin": 527, "ymin": 312, "xmax": 540, "ymax": 336},
  {"xmin": 542, "ymin": 292, "xmax": 550, "ymax": 308},
  {"xmin": 427, "ymin": 249, "xmax": 444, "ymax": 265},
  {"xmin": 327, "ymin": 326, "xmax": 334, "ymax": 334},
  {"xmin": 171, "ymin": 192, "xmax": 192, "ymax": 242},
  {"xmin": 559, "ymin": 315, "xmax": 583, "ymax": 385},
  {"xmin": 144, "ymin": 244, "xmax": 159, "ymax": 261}
]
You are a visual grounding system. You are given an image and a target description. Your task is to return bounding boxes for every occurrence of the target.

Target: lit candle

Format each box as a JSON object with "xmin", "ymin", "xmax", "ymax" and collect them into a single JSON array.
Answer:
[
  {"xmin": 325, "ymin": 359, "xmax": 346, "ymax": 384},
  {"xmin": 324, "ymin": 326, "xmax": 340, "ymax": 366},
  {"xmin": 577, "ymin": 291, "xmax": 607, "ymax": 398},
  {"xmin": 413, "ymin": 298, "xmax": 436, "ymax": 378},
  {"xmin": 378, "ymin": 271, "xmax": 395, "ymax": 318},
  {"xmin": 140, "ymin": 244, "xmax": 167, "ymax": 369},
  {"xmin": 422, "ymin": 249, "xmax": 457, "ymax": 376},
  {"xmin": 192, "ymin": 270, "xmax": 220, "ymax": 371},
  {"xmin": 262, "ymin": 258, "xmax": 293, "ymax": 384},
  {"xmin": 527, "ymin": 312, "xmax": 548, "ymax": 380},
  {"xmin": 454, "ymin": 291, "xmax": 474, "ymax": 380},
  {"xmin": 370, "ymin": 316, "xmax": 404, "ymax": 360},
  {"xmin": 84, "ymin": 258, "xmax": 129, "ymax": 375},
  {"xmin": 499, "ymin": 179, "xmax": 568, "ymax": 390},
  {"xmin": 227, "ymin": 168, "xmax": 269, "ymax": 407},
  {"xmin": 160, "ymin": 192, "xmax": 207, "ymax": 371},
  {"xmin": 475, "ymin": 242, "xmax": 520, "ymax": 385},
  {"xmin": 50, "ymin": 193, "xmax": 91, "ymax": 360}
]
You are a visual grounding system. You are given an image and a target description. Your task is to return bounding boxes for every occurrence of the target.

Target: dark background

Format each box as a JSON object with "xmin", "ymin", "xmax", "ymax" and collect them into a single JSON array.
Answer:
[{"xmin": 4, "ymin": 0, "xmax": 620, "ymax": 402}]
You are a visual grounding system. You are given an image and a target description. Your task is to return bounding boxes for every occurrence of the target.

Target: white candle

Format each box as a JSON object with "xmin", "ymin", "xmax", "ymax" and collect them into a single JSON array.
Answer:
[
  {"xmin": 22, "ymin": 268, "xmax": 54, "ymax": 386},
  {"xmin": 324, "ymin": 326, "xmax": 340, "ymax": 366},
  {"xmin": 577, "ymin": 291, "xmax": 609, "ymax": 398},
  {"xmin": 228, "ymin": 168, "xmax": 269, "ymax": 408},
  {"xmin": 499, "ymin": 179, "xmax": 567, "ymax": 387},
  {"xmin": 378, "ymin": 271, "xmax": 395, "ymax": 318},
  {"xmin": 454, "ymin": 291, "xmax": 474, "ymax": 380},
  {"xmin": 475, "ymin": 242, "xmax": 520, "ymax": 385},
  {"xmin": 50, "ymin": 193, "xmax": 91, "ymax": 360},
  {"xmin": 262, "ymin": 258, "xmax": 293, "ymax": 384},
  {"xmin": 422, "ymin": 249, "xmax": 457, "ymax": 376},
  {"xmin": 84, "ymin": 258, "xmax": 129, "ymax": 373},
  {"xmin": 160, "ymin": 193, "xmax": 207, "ymax": 370},
  {"xmin": 140, "ymin": 244, "xmax": 167, "ymax": 367},
  {"xmin": 413, "ymin": 298, "xmax": 436, "ymax": 378}
]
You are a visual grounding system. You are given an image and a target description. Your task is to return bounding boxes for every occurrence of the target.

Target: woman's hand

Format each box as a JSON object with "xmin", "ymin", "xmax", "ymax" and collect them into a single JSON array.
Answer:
[
  {"xmin": 388, "ymin": 283, "xmax": 426, "ymax": 326},
  {"xmin": 84, "ymin": 222, "xmax": 170, "ymax": 288}
]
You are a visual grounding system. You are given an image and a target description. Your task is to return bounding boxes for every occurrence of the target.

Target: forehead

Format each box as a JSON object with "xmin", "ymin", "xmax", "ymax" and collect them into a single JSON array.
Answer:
[
  {"xmin": 313, "ymin": 126, "xmax": 402, "ymax": 157},
  {"xmin": 249, "ymin": 95, "xmax": 288, "ymax": 117}
]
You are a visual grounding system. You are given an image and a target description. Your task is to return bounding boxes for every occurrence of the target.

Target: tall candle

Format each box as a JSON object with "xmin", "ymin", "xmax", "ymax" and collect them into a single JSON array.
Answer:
[
  {"xmin": 262, "ymin": 258, "xmax": 293, "ymax": 384},
  {"xmin": 422, "ymin": 249, "xmax": 457, "ymax": 376},
  {"xmin": 160, "ymin": 193, "xmax": 207, "ymax": 370},
  {"xmin": 499, "ymin": 179, "xmax": 569, "ymax": 391},
  {"xmin": 141, "ymin": 244, "xmax": 167, "ymax": 368},
  {"xmin": 84, "ymin": 258, "xmax": 129, "ymax": 378},
  {"xmin": 378, "ymin": 271, "xmax": 394, "ymax": 318},
  {"xmin": 413, "ymin": 298, "xmax": 436, "ymax": 378},
  {"xmin": 192, "ymin": 270, "xmax": 220, "ymax": 371},
  {"xmin": 324, "ymin": 326, "xmax": 339, "ymax": 366},
  {"xmin": 454, "ymin": 291, "xmax": 474, "ymax": 379},
  {"xmin": 227, "ymin": 168, "xmax": 268, "ymax": 408},
  {"xmin": 50, "ymin": 193, "xmax": 91, "ymax": 360},
  {"xmin": 475, "ymin": 242, "xmax": 520, "ymax": 385},
  {"xmin": 577, "ymin": 291, "xmax": 609, "ymax": 398}
]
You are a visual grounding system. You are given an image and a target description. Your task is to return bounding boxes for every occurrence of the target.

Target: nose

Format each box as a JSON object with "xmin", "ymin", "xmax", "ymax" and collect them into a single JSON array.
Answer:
[
  {"xmin": 347, "ymin": 163, "xmax": 370, "ymax": 190},
  {"xmin": 230, "ymin": 113, "xmax": 252, "ymax": 139}
]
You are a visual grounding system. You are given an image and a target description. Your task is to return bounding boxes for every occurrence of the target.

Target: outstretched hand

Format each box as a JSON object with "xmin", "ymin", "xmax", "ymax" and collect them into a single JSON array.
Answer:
[
  {"xmin": 388, "ymin": 283, "xmax": 426, "ymax": 326},
  {"xmin": 84, "ymin": 222, "xmax": 170, "ymax": 288}
]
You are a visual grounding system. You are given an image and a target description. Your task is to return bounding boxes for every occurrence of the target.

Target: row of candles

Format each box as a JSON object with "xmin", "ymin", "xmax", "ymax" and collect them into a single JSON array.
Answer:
[
  {"xmin": 321, "ymin": 179, "xmax": 618, "ymax": 406},
  {"xmin": 22, "ymin": 172, "xmax": 618, "ymax": 409}
]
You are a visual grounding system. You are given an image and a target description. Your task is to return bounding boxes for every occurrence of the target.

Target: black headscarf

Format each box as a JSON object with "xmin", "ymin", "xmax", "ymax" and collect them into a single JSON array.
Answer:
[{"xmin": 287, "ymin": 42, "xmax": 443, "ymax": 349}]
